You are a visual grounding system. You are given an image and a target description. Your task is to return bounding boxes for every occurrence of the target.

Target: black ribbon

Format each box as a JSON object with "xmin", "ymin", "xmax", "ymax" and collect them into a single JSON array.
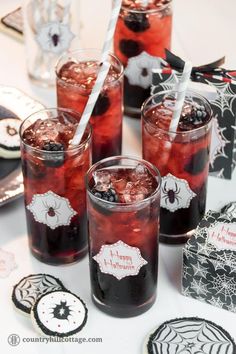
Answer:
[{"xmin": 164, "ymin": 49, "xmax": 234, "ymax": 78}]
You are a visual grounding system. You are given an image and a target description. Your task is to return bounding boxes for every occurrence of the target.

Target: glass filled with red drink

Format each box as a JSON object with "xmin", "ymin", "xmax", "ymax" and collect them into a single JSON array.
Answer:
[
  {"xmin": 114, "ymin": 0, "xmax": 172, "ymax": 117},
  {"xmin": 142, "ymin": 90, "xmax": 212, "ymax": 244},
  {"xmin": 56, "ymin": 49, "xmax": 123, "ymax": 163},
  {"xmin": 86, "ymin": 156, "xmax": 161, "ymax": 317},
  {"xmin": 20, "ymin": 108, "xmax": 91, "ymax": 265}
]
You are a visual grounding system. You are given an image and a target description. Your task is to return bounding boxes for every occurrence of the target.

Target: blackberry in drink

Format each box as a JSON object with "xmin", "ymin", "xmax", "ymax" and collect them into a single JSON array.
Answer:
[
  {"xmin": 20, "ymin": 108, "xmax": 91, "ymax": 265},
  {"xmin": 56, "ymin": 49, "xmax": 123, "ymax": 163},
  {"xmin": 142, "ymin": 90, "xmax": 213, "ymax": 244},
  {"xmin": 114, "ymin": 0, "xmax": 172, "ymax": 117},
  {"xmin": 86, "ymin": 156, "xmax": 161, "ymax": 317}
]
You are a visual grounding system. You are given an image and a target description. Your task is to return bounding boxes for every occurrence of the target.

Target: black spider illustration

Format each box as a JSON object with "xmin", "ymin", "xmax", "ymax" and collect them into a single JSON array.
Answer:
[
  {"xmin": 162, "ymin": 182, "xmax": 182, "ymax": 205},
  {"xmin": 51, "ymin": 301, "xmax": 72, "ymax": 320},
  {"xmin": 48, "ymin": 25, "xmax": 62, "ymax": 48},
  {"xmin": 42, "ymin": 200, "xmax": 61, "ymax": 223},
  {"xmin": 141, "ymin": 67, "xmax": 148, "ymax": 77}
]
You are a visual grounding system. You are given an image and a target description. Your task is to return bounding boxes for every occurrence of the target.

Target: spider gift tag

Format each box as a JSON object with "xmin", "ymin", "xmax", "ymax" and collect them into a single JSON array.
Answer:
[
  {"xmin": 161, "ymin": 174, "xmax": 196, "ymax": 213},
  {"xmin": 27, "ymin": 191, "xmax": 77, "ymax": 230}
]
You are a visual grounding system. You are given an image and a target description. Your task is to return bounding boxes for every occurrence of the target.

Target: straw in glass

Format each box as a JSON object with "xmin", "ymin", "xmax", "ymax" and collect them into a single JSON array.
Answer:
[
  {"xmin": 101, "ymin": 0, "xmax": 122, "ymax": 62},
  {"xmin": 169, "ymin": 61, "xmax": 192, "ymax": 132},
  {"xmin": 71, "ymin": 62, "xmax": 111, "ymax": 146},
  {"xmin": 71, "ymin": 0, "xmax": 121, "ymax": 146}
]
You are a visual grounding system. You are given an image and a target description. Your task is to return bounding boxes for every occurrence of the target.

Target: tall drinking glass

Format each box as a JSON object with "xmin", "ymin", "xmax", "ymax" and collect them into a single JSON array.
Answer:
[
  {"xmin": 56, "ymin": 49, "xmax": 123, "ymax": 163},
  {"xmin": 142, "ymin": 90, "xmax": 212, "ymax": 244},
  {"xmin": 22, "ymin": 0, "xmax": 81, "ymax": 86},
  {"xmin": 20, "ymin": 108, "xmax": 91, "ymax": 265},
  {"xmin": 86, "ymin": 156, "xmax": 161, "ymax": 317},
  {"xmin": 114, "ymin": 0, "xmax": 172, "ymax": 117}
]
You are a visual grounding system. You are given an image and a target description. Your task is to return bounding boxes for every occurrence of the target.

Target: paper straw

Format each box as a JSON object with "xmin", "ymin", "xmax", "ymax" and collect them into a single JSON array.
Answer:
[
  {"xmin": 71, "ymin": 62, "xmax": 111, "ymax": 146},
  {"xmin": 170, "ymin": 61, "xmax": 192, "ymax": 132},
  {"xmin": 101, "ymin": 0, "xmax": 122, "ymax": 63},
  {"xmin": 71, "ymin": 1, "xmax": 121, "ymax": 145},
  {"xmin": 71, "ymin": 1, "xmax": 120, "ymax": 145}
]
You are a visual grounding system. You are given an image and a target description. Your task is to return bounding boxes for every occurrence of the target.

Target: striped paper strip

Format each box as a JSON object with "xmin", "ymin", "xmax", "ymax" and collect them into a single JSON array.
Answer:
[
  {"xmin": 101, "ymin": 0, "xmax": 122, "ymax": 63},
  {"xmin": 170, "ymin": 61, "xmax": 192, "ymax": 132},
  {"xmin": 71, "ymin": 1, "xmax": 121, "ymax": 145},
  {"xmin": 71, "ymin": 62, "xmax": 111, "ymax": 146}
]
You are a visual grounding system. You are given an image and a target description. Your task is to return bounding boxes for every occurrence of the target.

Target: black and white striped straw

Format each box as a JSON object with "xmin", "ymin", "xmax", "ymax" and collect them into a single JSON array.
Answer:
[
  {"xmin": 71, "ymin": 0, "xmax": 122, "ymax": 146},
  {"xmin": 170, "ymin": 61, "xmax": 192, "ymax": 132},
  {"xmin": 71, "ymin": 62, "xmax": 111, "ymax": 146},
  {"xmin": 101, "ymin": 0, "xmax": 122, "ymax": 62}
]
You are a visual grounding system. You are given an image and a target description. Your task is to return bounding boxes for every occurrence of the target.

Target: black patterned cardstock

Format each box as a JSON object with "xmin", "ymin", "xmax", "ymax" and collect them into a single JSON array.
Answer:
[
  {"xmin": 195, "ymin": 75, "xmax": 236, "ymax": 179},
  {"xmin": 151, "ymin": 71, "xmax": 236, "ymax": 179},
  {"xmin": 182, "ymin": 210, "xmax": 236, "ymax": 313}
]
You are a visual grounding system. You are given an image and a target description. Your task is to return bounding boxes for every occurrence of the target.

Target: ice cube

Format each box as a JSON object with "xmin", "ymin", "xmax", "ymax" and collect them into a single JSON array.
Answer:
[
  {"xmin": 58, "ymin": 112, "xmax": 78, "ymax": 125},
  {"xmin": 122, "ymin": 191, "xmax": 145, "ymax": 203},
  {"xmin": 182, "ymin": 103, "xmax": 192, "ymax": 117},
  {"xmin": 135, "ymin": 164, "xmax": 147, "ymax": 175},
  {"xmin": 120, "ymin": 181, "xmax": 146, "ymax": 203},
  {"xmin": 112, "ymin": 178, "xmax": 127, "ymax": 194},
  {"xmin": 133, "ymin": 164, "xmax": 151, "ymax": 181},
  {"xmin": 69, "ymin": 61, "xmax": 98, "ymax": 88},
  {"xmin": 93, "ymin": 170, "xmax": 111, "ymax": 192},
  {"xmin": 35, "ymin": 119, "xmax": 59, "ymax": 145},
  {"xmin": 163, "ymin": 98, "xmax": 175, "ymax": 109}
]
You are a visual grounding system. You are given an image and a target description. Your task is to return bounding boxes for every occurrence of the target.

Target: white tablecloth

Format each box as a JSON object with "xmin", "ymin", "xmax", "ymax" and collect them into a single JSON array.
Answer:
[{"xmin": 0, "ymin": 1, "xmax": 236, "ymax": 353}]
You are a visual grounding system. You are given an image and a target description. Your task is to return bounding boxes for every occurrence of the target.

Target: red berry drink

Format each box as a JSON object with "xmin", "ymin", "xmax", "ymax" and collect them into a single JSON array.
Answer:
[
  {"xmin": 20, "ymin": 108, "xmax": 91, "ymax": 265},
  {"xmin": 86, "ymin": 156, "xmax": 161, "ymax": 317},
  {"xmin": 56, "ymin": 49, "xmax": 123, "ymax": 163},
  {"xmin": 142, "ymin": 91, "xmax": 212, "ymax": 244},
  {"xmin": 114, "ymin": 0, "xmax": 172, "ymax": 117}
]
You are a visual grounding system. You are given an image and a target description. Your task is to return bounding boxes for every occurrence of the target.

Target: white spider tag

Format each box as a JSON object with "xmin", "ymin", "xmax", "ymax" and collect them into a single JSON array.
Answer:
[
  {"xmin": 161, "ymin": 173, "xmax": 196, "ymax": 212},
  {"xmin": 27, "ymin": 191, "xmax": 77, "ymax": 230},
  {"xmin": 125, "ymin": 51, "xmax": 164, "ymax": 89},
  {"xmin": 36, "ymin": 21, "xmax": 75, "ymax": 54}
]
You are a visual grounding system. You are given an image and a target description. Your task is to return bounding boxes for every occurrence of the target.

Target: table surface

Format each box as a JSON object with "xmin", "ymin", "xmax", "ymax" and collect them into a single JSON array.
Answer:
[{"xmin": 0, "ymin": 1, "xmax": 236, "ymax": 353}]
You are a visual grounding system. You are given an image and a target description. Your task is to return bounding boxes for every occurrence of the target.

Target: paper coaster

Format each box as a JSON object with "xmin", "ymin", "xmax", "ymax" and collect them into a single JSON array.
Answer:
[
  {"xmin": 144, "ymin": 317, "xmax": 236, "ymax": 354},
  {"xmin": 31, "ymin": 290, "xmax": 88, "ymax": 337},
  {"xmin": 12, "ymin": 273, "xmax": 65, "ymax": 315}
]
